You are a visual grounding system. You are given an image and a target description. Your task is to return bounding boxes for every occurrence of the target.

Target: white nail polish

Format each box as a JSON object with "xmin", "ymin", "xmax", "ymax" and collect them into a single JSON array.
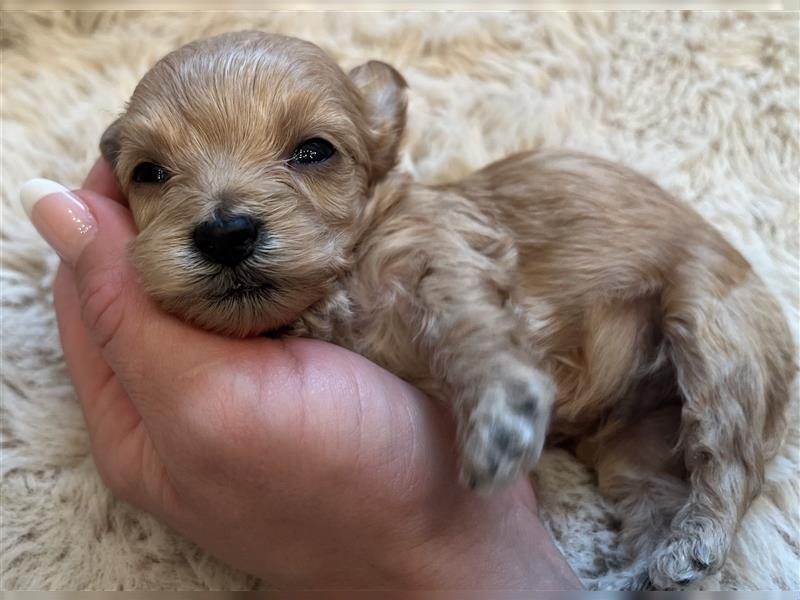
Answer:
[
  {"xmin": 19, "ymin": 177, "xmax": 97, "ymax": 266},
  {"xmin": 20, "ymin": 178, "xmax": 75, "ymax": 218}
]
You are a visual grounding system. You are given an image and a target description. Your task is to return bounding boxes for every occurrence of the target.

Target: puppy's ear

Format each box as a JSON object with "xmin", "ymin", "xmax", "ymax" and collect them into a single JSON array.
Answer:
[
  {"xmin": 100, "ymin": 117, "xmax": 123, "ymax": 168},
  {"xmin": 349, "ymin": 61, "xmax": 407, "ymax": 182}
]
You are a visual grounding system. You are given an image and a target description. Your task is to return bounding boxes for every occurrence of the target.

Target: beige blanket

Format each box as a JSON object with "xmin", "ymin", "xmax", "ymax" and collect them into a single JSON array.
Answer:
[{"xmin": 1, "ymin": 11, "xmax": 797, "ymax": 590}]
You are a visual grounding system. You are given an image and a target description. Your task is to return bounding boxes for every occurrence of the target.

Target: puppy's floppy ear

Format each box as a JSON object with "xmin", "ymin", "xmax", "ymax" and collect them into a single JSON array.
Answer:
[
  {"xmin": 100, "ymin": 116, "xmax": 123, "ymax": 169},
  {"xmin": 349, "ymin": 60, "xmax": 407, "ymax": 182}
]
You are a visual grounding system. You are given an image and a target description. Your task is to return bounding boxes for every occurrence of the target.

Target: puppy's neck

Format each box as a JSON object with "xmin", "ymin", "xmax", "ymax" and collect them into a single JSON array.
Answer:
[
  {"xmin": 289, "ymin": 169, "xmax": 415, "ymax": 345},
  {"xmin": 352, "ymin": 169, "xmax": 414, "ymax": 246}
]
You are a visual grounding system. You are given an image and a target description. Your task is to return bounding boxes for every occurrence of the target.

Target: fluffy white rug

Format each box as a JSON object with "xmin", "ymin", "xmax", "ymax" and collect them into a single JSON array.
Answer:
[{"xmin": 1, "ymin": 11, "xmax": 798, "ymax": 590}]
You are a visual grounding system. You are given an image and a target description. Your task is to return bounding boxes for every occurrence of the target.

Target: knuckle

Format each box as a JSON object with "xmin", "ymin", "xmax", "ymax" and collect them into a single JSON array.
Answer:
[{"xmin": 79, "ymin": 265, "xmax": 128, "ymax": 351}]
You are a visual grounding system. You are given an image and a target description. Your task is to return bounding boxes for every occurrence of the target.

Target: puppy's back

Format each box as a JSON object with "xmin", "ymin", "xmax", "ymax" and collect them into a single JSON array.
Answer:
[{"xmin": 439, "ymin": 150, "xmax": 746, "ymax": 298}]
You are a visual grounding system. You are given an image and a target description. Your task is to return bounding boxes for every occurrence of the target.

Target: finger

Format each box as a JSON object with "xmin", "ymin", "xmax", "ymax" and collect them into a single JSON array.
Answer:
[
  {"xmin": 53, "ymin": 263, "xmax": 141, "ymax": 450},
  {"xmin": 55, "ymin": 262, "xmax": 180, "ymax": 516},
  {"xmin": 20, "ymin": 178, "xmax": 222, "ymax": 427},
  {"xmin": 53, "ymin": 263, "xmax": 159, "ymax": 503},
  {"xmin": 82, "ymin": 157, "xmax": 127, "ymax": 205}
]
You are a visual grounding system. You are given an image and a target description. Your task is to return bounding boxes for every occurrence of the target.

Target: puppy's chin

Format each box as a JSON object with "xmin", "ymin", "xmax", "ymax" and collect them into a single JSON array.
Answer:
[
  {"xmin": 158, "ymin": 289, "xmax": 303, "ymax": 337},
  {"xmin": 131, "ymin": 253, "xmax": 324, "ymax": 337}
]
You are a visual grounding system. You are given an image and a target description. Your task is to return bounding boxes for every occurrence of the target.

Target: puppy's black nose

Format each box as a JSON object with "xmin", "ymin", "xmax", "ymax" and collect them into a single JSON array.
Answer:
[{"xmin": 193, "ymin": 214, "xmax": 260, "ymax": 267}]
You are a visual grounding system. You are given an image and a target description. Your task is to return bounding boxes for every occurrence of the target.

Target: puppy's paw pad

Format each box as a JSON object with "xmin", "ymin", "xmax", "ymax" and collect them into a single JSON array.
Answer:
[
  {"xmin": 648, "ymin": 520, "xmax": 726, "ymax": 590},
  {"xmin": 459, "ymin": 363, "xmax": 553, "ymax": 493},
  {"xmin": 460, "ymin": 410, "xmax": 536, "ymax": 492},
  {"xmin": 493, "ymin": 360, "xmax": 554, "ymax": 417}
]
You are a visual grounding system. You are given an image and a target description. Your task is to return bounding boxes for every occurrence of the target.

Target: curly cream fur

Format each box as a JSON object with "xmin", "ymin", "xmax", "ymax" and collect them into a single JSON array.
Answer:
[
  {"xmin": 2, "ymin": 12, "xmax": 798, "ymax": 591},
  {"xmin": 97, "ymin": 31, "xmax": 796, "ymax": 590}
]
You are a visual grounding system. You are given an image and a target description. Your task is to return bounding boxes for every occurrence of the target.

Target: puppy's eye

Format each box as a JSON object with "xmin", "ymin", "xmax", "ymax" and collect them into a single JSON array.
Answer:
[
  {"xmin": 132, "ymin": 162, "xmax": 171, "ymax": 184},
  {"xmin": 290, "ymin": 138, "xmax": 336, "ymax": 165}
]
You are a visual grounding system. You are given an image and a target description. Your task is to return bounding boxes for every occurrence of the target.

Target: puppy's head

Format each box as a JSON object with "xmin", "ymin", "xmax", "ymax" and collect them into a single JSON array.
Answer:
[{"xmin": 101, "ymin": 31, "xmax": 407, "ymax": 335}]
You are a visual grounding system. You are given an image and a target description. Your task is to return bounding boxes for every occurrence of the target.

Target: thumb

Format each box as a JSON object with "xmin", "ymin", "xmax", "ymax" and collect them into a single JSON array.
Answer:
[{"xmin": 20, "ymin": 178, "xmax": 200, "ymax": 383}]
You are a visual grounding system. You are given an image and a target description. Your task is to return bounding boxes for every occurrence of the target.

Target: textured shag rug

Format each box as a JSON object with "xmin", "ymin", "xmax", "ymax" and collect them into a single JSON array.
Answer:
[{"xmin": 1, "ymin": 11, "xmax": 798, "ymax": 591}]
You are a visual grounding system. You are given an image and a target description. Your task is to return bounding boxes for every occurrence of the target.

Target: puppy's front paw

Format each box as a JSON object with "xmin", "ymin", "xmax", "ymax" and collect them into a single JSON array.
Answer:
[
  {"xmin": 648, "ymin": 515, "xmax": 727, "ymax": 590},
  {"xmin": 459, "ymin": 361, "xmax": 554, "ymax": 493}
]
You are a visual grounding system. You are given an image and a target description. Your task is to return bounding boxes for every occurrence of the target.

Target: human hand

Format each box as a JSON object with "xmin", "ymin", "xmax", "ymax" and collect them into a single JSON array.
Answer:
[{"xmin": 22, "ymin": 158, "xmax": 581, "ymax": 590}]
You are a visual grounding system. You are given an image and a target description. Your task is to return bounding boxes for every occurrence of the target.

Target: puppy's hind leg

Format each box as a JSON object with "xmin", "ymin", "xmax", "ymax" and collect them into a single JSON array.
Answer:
[
  {"xmin": 650, "ymin": 267, "xmax": 794, "ymax": 589},
  {"xmin": 577, "ymin": 404, "xmax": 690, "ymax": 590}
]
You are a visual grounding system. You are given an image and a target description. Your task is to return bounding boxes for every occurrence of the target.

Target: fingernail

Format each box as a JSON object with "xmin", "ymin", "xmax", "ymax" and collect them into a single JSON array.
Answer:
[{"xmin": 21, "ymin": 178, "xmax": 97, "ymax": 265}]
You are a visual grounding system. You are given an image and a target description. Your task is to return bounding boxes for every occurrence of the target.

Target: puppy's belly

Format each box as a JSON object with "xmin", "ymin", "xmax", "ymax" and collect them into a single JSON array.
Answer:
[{"xmin": 509, "ymin": 290, "xmax": 669, "ymax": 441}]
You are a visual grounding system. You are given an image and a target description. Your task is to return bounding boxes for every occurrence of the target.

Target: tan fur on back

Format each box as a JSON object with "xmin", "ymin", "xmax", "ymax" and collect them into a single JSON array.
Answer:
[{"xmin": 1, "ymin": 11, "xmax": 798, "ymax": 590}]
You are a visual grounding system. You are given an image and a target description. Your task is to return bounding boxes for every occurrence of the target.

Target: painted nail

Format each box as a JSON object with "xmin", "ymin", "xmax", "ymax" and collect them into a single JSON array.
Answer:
[{"xmin": 20, "ymin": 178, "xmax": 97, "ymax": 266}]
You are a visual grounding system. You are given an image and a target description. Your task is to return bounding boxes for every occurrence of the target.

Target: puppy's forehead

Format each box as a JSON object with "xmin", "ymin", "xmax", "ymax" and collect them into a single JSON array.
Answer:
[{"xmin": 124, "ymin": 32, "xmax": 362, "ymax": 159}]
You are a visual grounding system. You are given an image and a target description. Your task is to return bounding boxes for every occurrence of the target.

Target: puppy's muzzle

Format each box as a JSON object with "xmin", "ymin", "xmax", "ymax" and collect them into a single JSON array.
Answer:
[{"xmin": 192, "ymin": 212, "xmax": 261, "ymax": 267}]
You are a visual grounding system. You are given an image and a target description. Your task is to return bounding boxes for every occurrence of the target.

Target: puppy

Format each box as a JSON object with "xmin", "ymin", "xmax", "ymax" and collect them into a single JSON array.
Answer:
[{"xmin": 99, "ymin": 31, "xmax": 795, "ymax": 590}]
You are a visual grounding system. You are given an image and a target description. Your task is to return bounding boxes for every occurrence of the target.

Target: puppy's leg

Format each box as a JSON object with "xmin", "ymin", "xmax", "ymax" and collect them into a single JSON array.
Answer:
[
  {"xmin": 411, "ymin": 239, "xmax": 555, "ymax": 492},
  {"xmin": 577, "ymin": 404, "xmax": 690, "ymax": 590},
  {"xmin": 650, "ymin": 270, "xmax": 794, "ymax": 589},
  {"xmin": 457, "ymin": 354, "xmax": 555, "ymax": 491}
]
